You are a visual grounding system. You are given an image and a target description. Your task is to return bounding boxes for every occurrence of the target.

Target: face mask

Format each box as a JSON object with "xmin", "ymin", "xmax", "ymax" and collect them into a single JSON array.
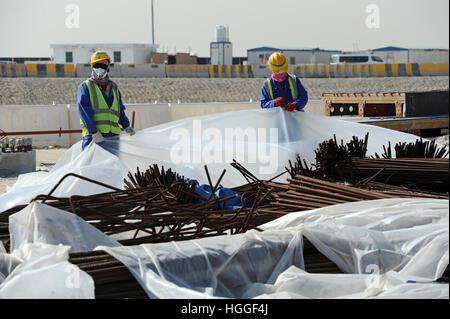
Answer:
[
  {"xmin": 93, "ymin": 67, "xmax": 108, "ymax": 78},
  {"xmin": 271, "ymin": 71, "xmax": 288, "ymax": 82}
]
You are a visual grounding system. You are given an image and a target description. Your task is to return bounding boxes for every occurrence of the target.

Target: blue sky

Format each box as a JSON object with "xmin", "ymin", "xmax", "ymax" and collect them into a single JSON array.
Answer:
[{"xmin": 0, "ymin": 0, "xmax": 448, "ymax": 57}]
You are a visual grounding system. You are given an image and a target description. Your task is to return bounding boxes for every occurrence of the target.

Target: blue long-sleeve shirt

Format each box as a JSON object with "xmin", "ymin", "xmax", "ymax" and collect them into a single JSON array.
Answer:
[
  {"xmin": 260, "ymin": 75, "xmax": 308, "ymax": 110},
  {"xmin": 77, "ymin": 81, "xmax": 130, "ymax": 135}
]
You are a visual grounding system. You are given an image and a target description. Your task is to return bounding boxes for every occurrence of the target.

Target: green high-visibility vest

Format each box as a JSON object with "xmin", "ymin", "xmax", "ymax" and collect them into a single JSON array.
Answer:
[
  {"xmin": 80, "ymin": 80, "xmax": 122, "ymax": 137},
  {"xmin": 264, "ymin": 74, "xmax": 298, "ymax": 101}
]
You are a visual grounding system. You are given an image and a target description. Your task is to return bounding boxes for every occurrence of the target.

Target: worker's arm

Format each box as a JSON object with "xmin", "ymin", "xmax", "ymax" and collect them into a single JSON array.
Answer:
[
  {"xmin": 117, "ymin": 89, "xmax": 131, "ymax": 129},
  {"xmin": 77, "ymin": 82, "xmax": 98, "ymax": 134},
  {"xmin": 260, "ymin": 82, "xmax": 276, "ymax": 109},
  {"xmin": 292, "ymin": 77, "xmax": 308, "ymax": 111}
]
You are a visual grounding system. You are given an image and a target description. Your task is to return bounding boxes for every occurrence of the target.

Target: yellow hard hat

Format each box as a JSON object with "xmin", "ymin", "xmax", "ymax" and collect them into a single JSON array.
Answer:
[
  {"xmin": 90, "ymin": 51, "xmax": 112, "ymax": 66},
  {"xmin": 268, "ymin": 52, "xmax": 288, "ymax": 74}
]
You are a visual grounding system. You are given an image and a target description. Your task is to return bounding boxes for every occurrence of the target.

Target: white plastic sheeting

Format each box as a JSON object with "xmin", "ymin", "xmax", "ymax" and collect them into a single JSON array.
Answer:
[
  {"xmin": 2, "ymin": 108, "xmax": 445, "ymax": 214},
  {"xmin": 260, "ymin": 198, "xmax": 449, "ymax": 281},
  {"xmin": 0, "ymin": 141, "xmax": 129, "ymax": 213},
  {"xmin": 96, "ymin": 198, "xmax": 449, "ymax": 299},
  {"xmin": 0, "ymin": 243, "xmax": 94, "ymax": 298},
  {"xmin": 252, "ymin": 267, "xmax": 449, "ymax": 299},
  {"xmin": 0, "ymin": 108, "xmax": 448, "ymax": 299},
  {"xmin": 9, "ymin": 202, "xmax": 120, "ymax": 252}
]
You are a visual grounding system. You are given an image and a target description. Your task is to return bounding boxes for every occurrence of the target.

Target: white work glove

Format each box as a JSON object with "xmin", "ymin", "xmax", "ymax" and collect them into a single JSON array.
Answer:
[
  {"xmin": 125, "ymin": 126, "xmax": 136, "ymax": 136},
  {"xmin": 92, "ymin": 131, "xmax": 104, "ymax": 144}
]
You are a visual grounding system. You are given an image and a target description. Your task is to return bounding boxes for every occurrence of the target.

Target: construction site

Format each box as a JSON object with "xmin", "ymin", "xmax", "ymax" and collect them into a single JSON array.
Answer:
[{"xmin": 0, "ymin": 0, "xmax": 449, "ymax": 304}]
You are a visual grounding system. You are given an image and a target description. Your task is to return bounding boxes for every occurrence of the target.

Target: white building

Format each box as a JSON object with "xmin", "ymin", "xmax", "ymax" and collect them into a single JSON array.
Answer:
[
  {"xmin": 371, "ymin": 46, "xmax": 449, "ymax": 64},
  {"xmin": 50, "ymin": 43, "xmax": 159, "ymax": 64},
  {"xmin": 210, "ymin": 26, "xmax": 233, "ymax": 65},
  {"xmin": 247, "ymin": 47, "xmax": 341, "ymax": 65}
]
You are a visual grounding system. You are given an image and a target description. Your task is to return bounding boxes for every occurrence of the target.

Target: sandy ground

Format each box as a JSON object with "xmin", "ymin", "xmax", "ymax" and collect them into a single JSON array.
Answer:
[{"xmin": 0, "ymin": 76, "xmax": 448, "ymax": 105}]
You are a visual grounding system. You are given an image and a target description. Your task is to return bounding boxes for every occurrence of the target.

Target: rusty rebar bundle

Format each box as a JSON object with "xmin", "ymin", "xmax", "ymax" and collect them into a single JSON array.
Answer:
[
  {"xmin": 375, "ymin": 139, "xmax": 449, "ymax": 159},
  {"xmin": 0, "ymin": 168, "xmax": 276, "ymax": 251},
  {"xmin": 68, "ymin": 237, "xmax": 343, "ymax": 299},
  {"xmin": 257, "ymin": 173, "xmax": 448, "ymax": 216},
  {"xmin": 288, "ymin": 133, "xmax": 369, "ymax": 180},
  {"xmin": 68, "ymin": 238, "xmax": 449, "ymax": 299},
  {"xmin": 345, "ymin": 157, "xmax": 449, "ymax": 190},
  {"xmin": 286, "ymin": 133, "xmax": 448, "ymax": 193}
]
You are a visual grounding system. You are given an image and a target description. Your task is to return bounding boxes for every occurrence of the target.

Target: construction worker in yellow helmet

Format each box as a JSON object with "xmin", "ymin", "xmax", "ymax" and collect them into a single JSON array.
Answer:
[
  {"xmin": 77, "ymin": 51, "xmax": 135, "ymax": 153},
  {"xmin": 261, "ymin": 52, "xmax": 308, "ymax": 112}
]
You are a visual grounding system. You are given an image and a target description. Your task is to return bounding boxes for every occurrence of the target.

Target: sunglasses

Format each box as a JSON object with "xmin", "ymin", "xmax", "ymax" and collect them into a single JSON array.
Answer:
[{"xmin": 93, "ymin": 63, "xmax": 108, "ymax": 69}]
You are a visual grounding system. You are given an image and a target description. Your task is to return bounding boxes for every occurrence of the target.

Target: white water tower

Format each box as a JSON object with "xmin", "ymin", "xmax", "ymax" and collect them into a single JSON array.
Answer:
[{"xmin": 210, "ymin": 25, "xmax": 233, "ymax": 65}]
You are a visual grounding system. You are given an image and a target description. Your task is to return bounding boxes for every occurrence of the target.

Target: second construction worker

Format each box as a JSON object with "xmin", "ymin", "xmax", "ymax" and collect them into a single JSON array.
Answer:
[
  {"xmin": 77, "ymin": 51, "xmax": 135, "ymax": 151},
  {"xmin": 260, "ymin": 52, "xmax": 308, "ymax": 112}
]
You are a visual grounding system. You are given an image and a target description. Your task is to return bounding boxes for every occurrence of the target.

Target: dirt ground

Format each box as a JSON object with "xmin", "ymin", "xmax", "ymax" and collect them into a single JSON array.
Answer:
[{"xmin": 0, "ymin": 76, "xmax": 448, "ymax": 105}]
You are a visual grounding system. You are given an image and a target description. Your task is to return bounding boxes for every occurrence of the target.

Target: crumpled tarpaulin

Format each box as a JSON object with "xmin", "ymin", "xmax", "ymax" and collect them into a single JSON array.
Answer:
[
  {"xmin": 1, "ymin": 197, "xmax": 447, "ymax": 299},
  {"xmin": 9, "ymin": 202, "xmax": 120, "ymax": 253},
  {"xmin": 94, "ymin": 198, "xmax": 449, "ymax": 299},
  {"xmin": 0, "ymin": 243, "xmax": 94, "ymax": 299},
  {"xmin": 2, "ymin": 108, "xmax": 444, "ymax": 214}
]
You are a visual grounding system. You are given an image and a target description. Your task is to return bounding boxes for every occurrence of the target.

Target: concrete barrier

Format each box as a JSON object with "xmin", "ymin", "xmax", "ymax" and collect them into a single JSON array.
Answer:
[
  {"xmin": 124, "ymin": 104, "xmax": 171, "ymax": 130},
  {"xmin": 107, "ymin": 64, "xmax": 122, "ymax": 78},
  {"xmin": 75, "ymin": 63, "xmax": 122, "ymax": 78},
  {"xmin": 25, "ymin": 64, "xmax": 75, "ymax": 77},
  {"xmin": 121, "ymin": 64, "xmax": 166, "ymax": 78},
  {"xmin": 0, "ymin": 150, "xmax": 36, "ymax": 175},
  {"xmin": 75, "ymin": 64, "xmax": 93, "ymax": 78},
  {"xmin": 207, "ymin": 65, "xmax": 253, "ymax": 78},
  {"xmin": 419, "ymin": 63, "xmax": 449, "ymax": 76},
  {"xmin": 293, "ymin": 63, "xmax": 424, "ymax": 78},
  {"xmin": 8, "ymin": 62, "xmax": 446, "ymax": 79},
  {"xmin": 0, "ymin": 63, "xmax": 26, "ymax": 77},
  {"xmin": 294, "ymin": 64, "xmax": 329, "ymax": 78},
  {"xmin": 0, "ymin": 105, "xmax": 71, "ymax": 146},
  {"xmin": 166, "ymin": 64, "xmax": 209, "ymax": 78}
]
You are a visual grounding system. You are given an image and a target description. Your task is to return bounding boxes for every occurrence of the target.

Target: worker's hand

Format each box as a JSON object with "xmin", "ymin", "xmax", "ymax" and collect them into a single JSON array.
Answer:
[
  {"xmin": 284, "ymin": 103, "xmax": 297, "ymax": 112},
  {"xmin": 92, "ymin": 132, "xmax": 104, "ymax": 144},
  {"xmin": 274, "ymin": 97, "xmax": 285, "ymax": 107},
  {"xmin": 125, "ymin": 126, "xmax": 136, "ymax": 136}
]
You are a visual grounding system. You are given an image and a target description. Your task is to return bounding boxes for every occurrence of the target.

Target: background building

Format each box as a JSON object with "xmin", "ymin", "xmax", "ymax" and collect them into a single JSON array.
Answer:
[
  {"xmin": 50, "ymin": 43, "xmax": 159, "ymax": 64},
  {"xmin": 210, "ymin": 26, "xmax": 233, "ymax": 65},
  {"xmin": 247, "ymin": 47, "xmax": 341, "ymax": 65},
  {"xmin": 372, "ymin": 46, "xmax": 449, "ymax": 64}
]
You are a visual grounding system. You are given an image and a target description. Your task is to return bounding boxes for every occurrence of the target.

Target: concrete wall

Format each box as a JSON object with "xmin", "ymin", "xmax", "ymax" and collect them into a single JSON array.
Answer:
[
  {"xmin": 169, "ymin": 102, "xmax": 259, "ymax": 121},
  {"xmin": 0, "ymin": 100, "xmax": 325, "ymax": 147}
]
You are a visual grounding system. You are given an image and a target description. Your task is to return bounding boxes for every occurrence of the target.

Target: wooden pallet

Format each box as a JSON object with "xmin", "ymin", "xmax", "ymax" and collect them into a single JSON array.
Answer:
[{"xmin": 322, "ymin": 93, "xmax": 405, "ymax": 117}]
